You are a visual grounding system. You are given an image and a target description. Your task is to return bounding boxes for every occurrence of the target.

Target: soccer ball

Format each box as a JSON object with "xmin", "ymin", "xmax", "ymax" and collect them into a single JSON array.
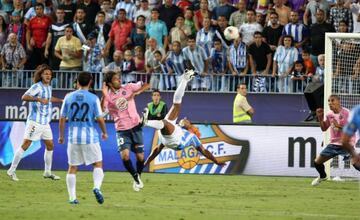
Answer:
[
  {"xmin": 223, "ymin": 26, "xmax": 239, "ymax": 41},
  {"xmin": 177, "ymin": 146, "xmax": 200, "ymax": 169}
]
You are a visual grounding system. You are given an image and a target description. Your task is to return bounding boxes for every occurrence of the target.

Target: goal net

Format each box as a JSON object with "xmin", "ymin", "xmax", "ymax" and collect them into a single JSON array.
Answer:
[{"xmin": 324, "ymin": 33, "xmax": 360, "ymax": 180}]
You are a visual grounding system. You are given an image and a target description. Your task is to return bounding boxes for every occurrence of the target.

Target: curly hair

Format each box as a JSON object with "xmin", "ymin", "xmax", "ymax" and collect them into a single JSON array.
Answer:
[{"xmin": 33, "ymin": 64, "xmax": 53, "ymax": 83}]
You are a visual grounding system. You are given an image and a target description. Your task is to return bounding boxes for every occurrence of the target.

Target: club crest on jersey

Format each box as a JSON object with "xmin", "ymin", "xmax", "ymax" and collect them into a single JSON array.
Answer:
[
  {"xmin": 115, "ymin": 97, "xmax": 128, "ymax": 111},
  {"xmin": 122, "ymin": 91, "xmax": 126, "ymax": 96}
]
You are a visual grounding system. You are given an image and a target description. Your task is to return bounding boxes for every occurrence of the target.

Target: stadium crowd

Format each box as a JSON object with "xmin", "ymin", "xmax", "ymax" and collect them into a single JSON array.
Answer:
[{"xmin": 0, "ymin": 0, "xmax": 358, "ymax": 92}]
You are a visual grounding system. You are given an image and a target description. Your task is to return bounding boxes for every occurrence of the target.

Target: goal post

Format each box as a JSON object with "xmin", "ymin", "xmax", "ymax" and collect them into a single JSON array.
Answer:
[{"xmin": 324, "ymin": 32, "xmax": 360, "ymax": 180}]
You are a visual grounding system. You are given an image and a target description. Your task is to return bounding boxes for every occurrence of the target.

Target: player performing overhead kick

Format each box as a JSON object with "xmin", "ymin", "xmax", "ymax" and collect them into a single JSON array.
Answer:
[{"xmin": 143, "ymin": 69, "xmax": 225, "ymax": 167}]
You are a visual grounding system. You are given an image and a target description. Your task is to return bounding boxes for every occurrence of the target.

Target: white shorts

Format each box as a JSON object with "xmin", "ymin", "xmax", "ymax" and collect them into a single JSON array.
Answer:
[
  {"xmin": 158, "ymin": 122, "xmax": 183, "ymax": 150},
  {"xmin": 24, "ymin": 120, "xmax": 53, "ymax": 141},
  {"xmin": 67, "ymin": 143, "xmax": 103, "ymax": 166}
]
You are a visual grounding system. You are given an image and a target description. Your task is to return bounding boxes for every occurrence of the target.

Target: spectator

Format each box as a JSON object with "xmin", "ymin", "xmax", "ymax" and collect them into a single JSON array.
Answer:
[
  {"xmin": 147, "ymin": 89, "xmax": 168, "ymax": 120},
  {"xmin": 100, "ymin": 0, "xmax": 115, "ymax": 24},
  {"xmin": 309, "ymin": 9, "xmax": 335, "ymax": 67},
  {"xmin": 121, "ymin": 49, "xmax": 136, "ymax": 83},
  {"xmin": 177, "ymin": 0, "xmax": 192, "ymax": 13},
  {"xmin": 229, "ymin": 0, "xmax": 247, "ymax": 28},
  {"xmin": 105, "ymin": 9, "xmax": 133, "ymax": 54},
  {"xmin": 303, "ymin": 0, "xmax": 330, "ymax": 26},
  {"xmin": 290, "ymin": 60, "xmax": 306, "ymax": 93},
  {"xmin": 154, "ymin": 50, "xmax": 175, "ymax": 90},
  {"xmin": 79, "ymin": 0, "xmax": 101, "ymax": 24},
  {"xmin": 165, "ymin": 41, "xmax": 186, "ymax": 85},
  {"xmin": 1, "ymin": 0, "xmax": 14, "ymax": 15},
  {"xmin": 24, "ymin": 0, "xmax": 52, "ymax": 25},
  {"xmin": 272, "ymin": 0, "xmax": 291, "ymax": 25},
  {"xmin": 184, "ymin": 8, "xmax": 197, "ymax": 35},
  {"xmin": 272, "ymin": 35, "xmax": 298, "ymax": 93},
  {"xmin": 210, "ymin": 38, "xmax": 229, "ymax": 91},
  {"xmin": 302, "ymin": 49, "xmax": 316, "ymax": 78},
  {"xmin": 129, "ymin": 15, "xmax": 147, "ymax": 50},
  {"xmin": 148, "ymin": 50, "xmax": 163, "ymax": 89},
  {"xmin": 59, "ymin": 0, "xmax": 76, "ymax": 24},
  {"xmin": 196, "ymin": 17, "xmax": 215, "ymax": 57},
  {"xmin": 214, "ymin": 15, "xmax": 232, "ymax": 48},
  {"xmin": 182, "ymin": 34, "xmax": 209, "ymax": 91},
  {"xmin": 45, "ymin": 7, "xmax": 69, "ymax": 70},
  {"xmin": 338, "ymin": 19, "xmax": 350, "ymax": 32},
  {"xmin": 0, "ymin": 15, "xmax": 7, "ymax": 49},
  {"xmin": 233, "ymin": 83, "xmax": 254, "ymax": 123},
  {"xmin": 26, "ymin": 3, "xmax": 51, "ymax": 69},
  {"xmin": 288, "ymin": 0, "xmax": 307, "ymax": 21},
  {"xmin": 54, "ymin": 26, "xmax": 82, "ymax": 73},
  {"xmin": 313, "ymin": 54, "xmax": 325, "ymax": 83},
  {"xmin": 329, "ymin": 0, "xmax": 353, "ymax": 32},
  {"xmin": 1, "ymin": 33, "xmax": 26, "ymax": 87},
  {"xmin": 72, "ymin": 7, "xmax": 93, "ymax": 44},
  {"xmin": 282, "ymin": 11, "xmax": 309, "ymax": 52},
  {"xmin": 84, "ymin": 32, "xmax": 105, "ymax": 84},
  {"xmin": 134, "ymin": 0, "xmax": 151, "ymax": 24},
  {"xmin": 114, "ymin": 0, "xmax": 137, "ymax": 21},
  {"xmin": 7, "ymin": 10, "xmax": 26, "ymax": 47},
  {"xmin": 134, "ymin": 46, "xmax": 146, "ymax": 73},
  {"xmin": 170, "ymin": 15, "xmax": 191, "ymax": 48},
  {"xmin": 249, "ymin": 31, "xmax": 272, "ymax": 92},
  {"xmin": 145, "ymin": 38, "xmax": 165, "ymax": 87},
  {"xmin": 262, "ymin": 12, "xmax": 283, "ymax": 54},
  {"xmin": 228, "ymin": 34, "xmax": 248, "ymax": 91},
  {"xmin": 13, "ymin": 0, "xmax": 25, "ymax": 18},
  {"xmin": 158, "ymin": 0, "xmax": 182, "ymax": 33},
  {"xmin": 93, "ymin": 11, "xmax": 111, "ymax": 50},
  {"xmin": 239, "ymin": 9, "xmax": 263, "ymax": 45},
  {"xmin": 211, "ymin": 0, "xmax": 237, "ymax": 25},
  {"xmin": 345, "ymin": 0, "xmax": 360, "ymax": 33},
  {"xmin": 103, "ymin": 50, "xmax": 123, "ymax": 76},
  {"xmin": 146, "ymin": 8, "xmax": 168, "ymax": 49},
  {"xmin": 194, "ymin": 0, "xmax": 212, "ymax": 31}
]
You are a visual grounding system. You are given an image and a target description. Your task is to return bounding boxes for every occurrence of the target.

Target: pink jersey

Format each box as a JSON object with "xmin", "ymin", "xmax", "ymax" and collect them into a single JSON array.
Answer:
[
  {"xmin": 104, "ymin": 82, "xmax": 142, "ymax": 131},
  {"xmin": 326, "ymin": 107, "xmax": 356, "ymax": 145}
]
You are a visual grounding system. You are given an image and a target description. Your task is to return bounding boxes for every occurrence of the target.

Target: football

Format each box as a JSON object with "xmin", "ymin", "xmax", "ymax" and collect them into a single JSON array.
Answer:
[{"xmin": 224, "ymin": 26, "xmax": 239, "ymax": 41}]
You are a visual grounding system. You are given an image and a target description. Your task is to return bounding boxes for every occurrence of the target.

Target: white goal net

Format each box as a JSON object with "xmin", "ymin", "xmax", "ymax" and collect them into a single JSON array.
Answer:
[{"xmin": 324, "ymin": 33, "xmax": 360, "ymax": 180}]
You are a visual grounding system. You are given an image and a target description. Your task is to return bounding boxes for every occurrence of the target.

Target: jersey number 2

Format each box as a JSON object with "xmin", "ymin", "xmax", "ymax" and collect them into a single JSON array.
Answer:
[{"xmin": 70, "ymin": 103, "xmax": 89, "ymax": 121}]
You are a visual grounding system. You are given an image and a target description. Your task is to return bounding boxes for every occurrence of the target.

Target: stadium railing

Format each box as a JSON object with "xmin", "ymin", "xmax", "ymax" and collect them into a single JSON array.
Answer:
[{"xmin": 0, "ymin": 70, "xmax": 318, "ymax": 93}]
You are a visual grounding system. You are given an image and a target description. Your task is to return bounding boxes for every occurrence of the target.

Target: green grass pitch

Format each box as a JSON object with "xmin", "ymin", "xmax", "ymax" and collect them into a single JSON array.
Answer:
[{"xmin": 0, "ymin": 170, "xmax": 359, "ymax": 220}]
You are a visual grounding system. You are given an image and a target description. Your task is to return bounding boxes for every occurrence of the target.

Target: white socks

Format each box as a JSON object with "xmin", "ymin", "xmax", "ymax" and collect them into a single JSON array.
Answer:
[
  {"xmin": 173, "ymin": 77, "xmax": 188, "ymax": 104},
  {"xmin": 8, "ymin": 148, "xmax": 25, "ymax": 173},
  {"xmin": 146, "ymin": 120, "xmax": 165, "ymax": 130},
  {"xmin": 66, "ymin": 174, "xmax": 76, "ymax": 201},
  {"xmin": 93, "ymin": 168, "xmax": 104, "ymax": 189},
  {"xmin": 44, "ymin": 150, "xmax": 53, "ymax": 175}
]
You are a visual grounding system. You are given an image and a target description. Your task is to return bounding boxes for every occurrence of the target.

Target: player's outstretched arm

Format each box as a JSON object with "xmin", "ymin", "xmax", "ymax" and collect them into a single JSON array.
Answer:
[
  {"xmin": 144, "ymin": 144, "xmax": 165, "ymax": 167},
  {"xmin": 197, "ymin": 145, "xmax": 225, "ymax": 166},
  {"xmin": 97, "ymin": 117, "xmax": 108, "ymax": 140},
  {"xmin": 22, "ymin": 94, "xmax": 48, "ymax": 104},
  {"xmin": 51, "ymin": 96, "xmax": 63, "ymax": 103}
]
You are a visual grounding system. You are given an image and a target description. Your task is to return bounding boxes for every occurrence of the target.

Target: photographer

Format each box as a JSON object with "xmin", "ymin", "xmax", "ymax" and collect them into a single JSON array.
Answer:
[{"xmin": 0, "ymin": 33, "xmax": 27, "ymax": 87}]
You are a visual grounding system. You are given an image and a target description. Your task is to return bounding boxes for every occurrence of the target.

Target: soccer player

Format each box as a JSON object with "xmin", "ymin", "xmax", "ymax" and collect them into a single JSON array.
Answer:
[
  {"xmin": 59, "ymin": 72, "xmax": 108, "ymax": 205},
  {"xmin": 341, "ymin": 107, "xmax": 360, "ymax": 171},
  {"xmin": 7, "ymin": 64, "xmax": 63, "ymax": 181},
  {"xmin": 312, "ymin": 95, "xmax": 356, "ymax": 186},
  {"xmin": 101, "ymin": 71, "xmax": 150, "ymax": 192},
  {"xmin": 143, "ymin": 69, "xmax": 225, "ymax": 168}
]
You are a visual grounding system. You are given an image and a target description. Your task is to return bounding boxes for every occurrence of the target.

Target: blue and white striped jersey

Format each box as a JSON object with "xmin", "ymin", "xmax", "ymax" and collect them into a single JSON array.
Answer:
[
  {"xmin": 166, "ymin": 51, "xmax": 185, "ymax": 75},
  {"xmin": 60, "ymin": 90, "xmax": 103, "ymax": 144},
  {"xmin": 24, "ymin": 82, "xmax": 52, "ymax": 125},
  {"xmin": 182, "ymin": 46, "xmax": 208, "ymax": 73},
  {"xmin": 177, "ymin": 128, "xmax": 202, "ymax": 150},
  {"xmin": 343, "ymin": 105, "xmax": 360, "ymax": 137}
]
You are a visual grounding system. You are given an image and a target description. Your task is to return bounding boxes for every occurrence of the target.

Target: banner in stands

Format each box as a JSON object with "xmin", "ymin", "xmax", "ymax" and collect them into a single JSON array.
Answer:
[{"xmin": 1, "ymin": 121, "xmax": 352, "ymax": 177}]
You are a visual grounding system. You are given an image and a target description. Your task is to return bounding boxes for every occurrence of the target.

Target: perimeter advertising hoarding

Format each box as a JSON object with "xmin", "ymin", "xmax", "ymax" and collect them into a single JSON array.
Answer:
[{"xmin": 0, "ymin": 121, "xmax": 333, "ymax": 177}]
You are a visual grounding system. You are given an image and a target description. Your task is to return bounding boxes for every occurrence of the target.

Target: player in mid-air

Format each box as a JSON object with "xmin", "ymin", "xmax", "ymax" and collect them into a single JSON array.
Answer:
[
  {"xmin": 59, "ymin": 72, "xmax": 108, "ymax": 204},
  {"xmin": 312, "ymin": 95, "xmax": 356, "ymax": 186},
  {"xmin": 7, "ymin": 64, "xmax": 63, "ymax": 181},
  {"xmin": 143, "ymin": 69, "xmax": 225, "ymax": 168},
  {"xmin": 341, "ymin": 106, "xmax": 360, "ymax": 171}
]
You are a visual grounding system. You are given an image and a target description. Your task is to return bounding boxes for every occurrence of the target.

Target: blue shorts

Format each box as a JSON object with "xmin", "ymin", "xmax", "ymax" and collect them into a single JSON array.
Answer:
[
  {"xmin": 116, "ymin": 124, "xmax": 144, "ymax": 153},
  {"xmin": 320, "ymin": 144, "xmax": 349, "ymax": 158}
]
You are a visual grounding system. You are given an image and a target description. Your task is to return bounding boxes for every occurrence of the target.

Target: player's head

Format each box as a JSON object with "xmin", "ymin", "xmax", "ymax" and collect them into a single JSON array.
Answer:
[
  {"xmin": 77, "ymin": 71, "xmax": 93, "ymax": 88},
  {"xmin": 34, "ymin": 64, "xmax": 53, "ymax": 84},
  {"xmin": 104, "ymin": 71, "xmax": 121, "ymax": 90},
  {"xmin": 328, "ymin": 94, "xmax": 341, "ymax": 111},
  {"xmin": 152, "ymin": 89, "xmax": 161, "ymax": 104}
]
